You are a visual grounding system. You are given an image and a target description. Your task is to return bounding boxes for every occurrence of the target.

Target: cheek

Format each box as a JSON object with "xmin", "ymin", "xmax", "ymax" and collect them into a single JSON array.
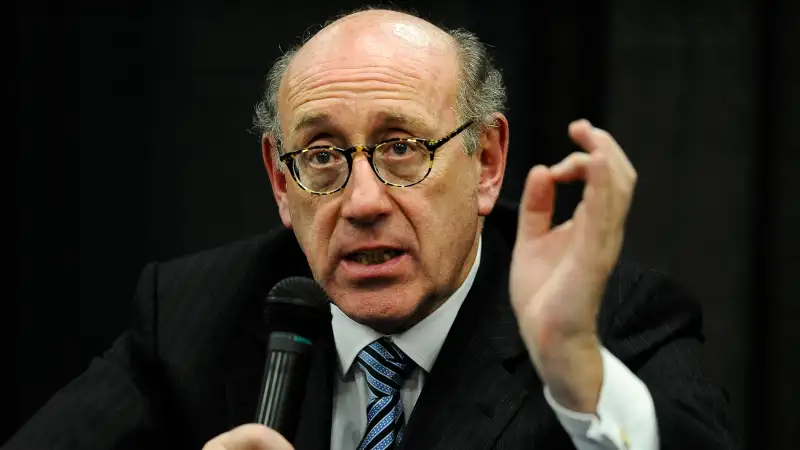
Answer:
[
  {"xmin": 287, "ymin": 195, "xmax": 338, "ymax": 273},
  {"xmin": 398, "ymin": 157, "xmax": 481, "ymax": 268},
  {"xmin": 426, "ymin": 155, "xmax": 481, "ymax": 217}
]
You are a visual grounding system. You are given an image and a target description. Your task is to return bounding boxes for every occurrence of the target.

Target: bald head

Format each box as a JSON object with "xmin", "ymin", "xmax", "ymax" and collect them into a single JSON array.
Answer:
[
  {"xmin": 293, "ymin": 9, "xmax": 456, "ymax": 70},
  {"xmin": 277, "ymin": 10, "xmax": 461, "ymax": 149},
  {"xmin": 253, "ymin": 8, "xmax": 506, "ymax": 155}
]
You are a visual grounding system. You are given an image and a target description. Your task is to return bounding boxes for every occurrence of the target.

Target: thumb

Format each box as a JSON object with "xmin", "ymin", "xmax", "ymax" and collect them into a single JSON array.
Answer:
[
  {"xmin": 202, "ymin": 424, "xmax": 293, "ymax": 450},
  {"xmin": 517, "ymin": 165, "xmax": 555, "ymax": 241}
]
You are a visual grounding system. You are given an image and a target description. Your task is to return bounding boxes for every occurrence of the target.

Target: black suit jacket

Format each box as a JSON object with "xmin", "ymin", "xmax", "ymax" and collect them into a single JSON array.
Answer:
[{"xmin": 4, "ymin": 202, "xmax": 734, "ymax": 449}]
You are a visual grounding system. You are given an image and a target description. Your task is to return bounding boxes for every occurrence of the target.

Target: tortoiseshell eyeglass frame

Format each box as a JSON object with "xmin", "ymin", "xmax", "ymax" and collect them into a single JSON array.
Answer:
[{"xmin": 278, "ymin": 120, "xmax": 475, "ymax": 195}]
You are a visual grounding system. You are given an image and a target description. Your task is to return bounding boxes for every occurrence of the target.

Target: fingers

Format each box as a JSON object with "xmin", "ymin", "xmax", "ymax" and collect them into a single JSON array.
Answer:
[
  {"xmin": 561, "ymin": 119, "xmax": 636, "ymax": 214},
  {"xmin": 568, "ymin": 119, "xmax": 636, "ymax": 181},
  {"xmin": 567, "ymin": 119, "xmax": 597, "ymax": 154},
  {"xmin": 542, "ymin": 120, "xmax": 636, "ymax": 264},
  {"xmin": 580, "ymin": 154, "xmax": 615, "ymax": 240},
  {"xmin": 561, "ymin": 120, "xmax": 635, "ymax": 266},
  {"xmin": 550, "ymin": 152, "xmax": 592, "ymax": 182},
  {"xmin": 518, "ymin": 119, "xmax": 637, "ymax": 256},
  {"xmin": 203, "ymin": 424, "xmax": 293, "ymax": 450},
  {"xmin": 517, "ymin": 165, "xmax": 555, "ymax": 240}
]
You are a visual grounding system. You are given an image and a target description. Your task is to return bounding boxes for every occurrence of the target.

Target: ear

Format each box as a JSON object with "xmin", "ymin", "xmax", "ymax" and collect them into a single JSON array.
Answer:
[
  {"xmin": 262, "ymin": 134, "xmax": 293, "ymax": 228},
  {"xmin": 476, "ymin": 112, "xmax": 509, "ymax": 216}
]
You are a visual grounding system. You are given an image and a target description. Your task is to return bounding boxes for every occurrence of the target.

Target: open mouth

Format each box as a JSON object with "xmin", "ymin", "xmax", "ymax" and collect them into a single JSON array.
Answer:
[{"xmin": 345, "ymin": 248, "xmax": 405, "ymax": 265}]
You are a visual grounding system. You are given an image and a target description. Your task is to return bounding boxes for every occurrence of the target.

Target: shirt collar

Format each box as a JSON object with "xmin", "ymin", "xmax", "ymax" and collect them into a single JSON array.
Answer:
[{"xmin": 331, "ymin": 236, "xmax": 482, "ymax": 375}]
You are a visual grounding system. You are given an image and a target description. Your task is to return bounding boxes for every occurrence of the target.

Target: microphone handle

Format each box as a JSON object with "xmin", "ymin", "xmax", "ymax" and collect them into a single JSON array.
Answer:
[{"xmin": 255, "ymin": 331, "xmax": 314, "ymax": 437}]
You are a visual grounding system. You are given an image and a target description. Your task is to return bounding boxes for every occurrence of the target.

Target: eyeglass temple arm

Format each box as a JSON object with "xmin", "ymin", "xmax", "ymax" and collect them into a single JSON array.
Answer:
[{"xmin": 427, "ymin": 120, "xmax": 475, "ymax": 151}]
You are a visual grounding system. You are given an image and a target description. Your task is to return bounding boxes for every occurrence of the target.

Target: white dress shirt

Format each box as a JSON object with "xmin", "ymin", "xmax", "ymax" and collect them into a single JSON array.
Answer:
[{"xmin": 329, "ymin": 237, "xmax": 658, "ymax": 449}]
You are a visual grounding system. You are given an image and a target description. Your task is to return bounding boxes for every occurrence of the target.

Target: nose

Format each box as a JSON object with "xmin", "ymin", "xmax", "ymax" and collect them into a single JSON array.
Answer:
[{"xmin": 341, "ymin": 153, "xmax": 393, "ymax": 227}]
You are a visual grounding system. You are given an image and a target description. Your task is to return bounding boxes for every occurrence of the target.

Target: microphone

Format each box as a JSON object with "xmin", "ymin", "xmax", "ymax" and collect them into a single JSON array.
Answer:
[{"xmin": 255, "ymin": 276, "xmax": 332, "ymax": 440}]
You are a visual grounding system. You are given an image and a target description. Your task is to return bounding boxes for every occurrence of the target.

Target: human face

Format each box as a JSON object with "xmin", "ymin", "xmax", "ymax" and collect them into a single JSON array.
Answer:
[{"xmin": 263, "ymin": 12, "xmax": 507, "ymax": 333}]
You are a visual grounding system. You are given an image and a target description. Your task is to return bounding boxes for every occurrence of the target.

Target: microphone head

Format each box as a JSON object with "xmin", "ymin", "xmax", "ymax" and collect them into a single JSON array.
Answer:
[
  {"xmin": 262, "ymin": 276, "xmax": 332, "ymax": 341},
  {"xmin": 267, "ymin": 276, "xmax": 332, "ymax": 308}
]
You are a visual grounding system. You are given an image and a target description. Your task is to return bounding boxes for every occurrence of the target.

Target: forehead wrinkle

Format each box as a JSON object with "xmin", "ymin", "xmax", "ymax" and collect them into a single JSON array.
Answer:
[
  {"xmin": 288, "ymin": 63, "xmax": 427, "ymax": 93},
  {"xmin": 287, "ymin": 82, "xmax": 425, "ymax": 128},
  {"xmin": 284, "ymin": 68, "xmax": 448, "ymax": 136},
  {"xmin": 284, "ymin": 62, "xmax": 434, "ymax": 111},
  {"xmin": 292, "ymin": 100, "xmax": 436, "ymax": 133},
  {"xmin": 291, "ymin": 82, "xmax": 422, "ymax": 111}
]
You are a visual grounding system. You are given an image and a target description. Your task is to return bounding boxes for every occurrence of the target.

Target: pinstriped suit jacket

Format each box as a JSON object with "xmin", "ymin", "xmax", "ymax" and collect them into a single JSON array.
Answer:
[{"xmin": 3, "ymin": 201, "xmax": 734, "ymax": 449}]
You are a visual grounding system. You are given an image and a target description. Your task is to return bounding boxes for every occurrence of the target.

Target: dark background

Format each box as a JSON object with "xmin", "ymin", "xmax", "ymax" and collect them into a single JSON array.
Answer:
[{"xmin": 10, "ymin": 0, "xmax": 799, "ymax": 448}]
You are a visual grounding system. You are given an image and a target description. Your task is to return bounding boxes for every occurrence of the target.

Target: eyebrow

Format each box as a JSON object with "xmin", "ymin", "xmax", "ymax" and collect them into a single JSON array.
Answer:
[
  {"xmin": 376, "ymin": 112, "xmax": 430, "ymax": 132},
  {"xmin": 291, "ymin": 111, "xmax": 334, "ymax": 136}
]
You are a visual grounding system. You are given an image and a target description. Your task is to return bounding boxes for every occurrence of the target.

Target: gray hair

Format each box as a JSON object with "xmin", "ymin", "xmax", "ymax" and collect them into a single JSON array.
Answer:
[{"xmin": 252, "ymin": 12, "xmax": 506, "ymax": 157}]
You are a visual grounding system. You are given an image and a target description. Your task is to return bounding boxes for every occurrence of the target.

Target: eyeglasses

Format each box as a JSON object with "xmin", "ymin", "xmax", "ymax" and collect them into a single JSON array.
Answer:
[{"xmin": 279, "ymin": 121, "xmax": 474, "ymax": 195}]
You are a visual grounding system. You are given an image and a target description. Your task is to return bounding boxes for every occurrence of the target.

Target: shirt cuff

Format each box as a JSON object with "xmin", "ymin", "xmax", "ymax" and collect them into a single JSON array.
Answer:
[{"xmin": 543, "ymin": 347, "xmax": 659, "ymax": 450}]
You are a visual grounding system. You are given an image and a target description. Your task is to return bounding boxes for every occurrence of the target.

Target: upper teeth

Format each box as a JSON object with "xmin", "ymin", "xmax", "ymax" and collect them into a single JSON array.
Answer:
[{"xmin": 353, "ymin": 249, "xmax": 399, "ymax": 265}]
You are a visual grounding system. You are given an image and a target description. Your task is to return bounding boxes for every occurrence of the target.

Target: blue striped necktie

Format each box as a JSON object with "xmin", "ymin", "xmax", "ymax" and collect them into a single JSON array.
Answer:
[{"xmin": 355, "ymin": 338, "xmax": 416, "ymax": 450}]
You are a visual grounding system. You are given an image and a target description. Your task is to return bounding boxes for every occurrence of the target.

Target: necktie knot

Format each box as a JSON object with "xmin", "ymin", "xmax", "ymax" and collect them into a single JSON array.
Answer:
[{"xmin": 356, "ymin": 338, "xmax": 415, "ymax": 394}]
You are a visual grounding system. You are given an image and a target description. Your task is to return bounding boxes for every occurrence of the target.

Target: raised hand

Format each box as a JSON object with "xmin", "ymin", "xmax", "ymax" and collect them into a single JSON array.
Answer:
[{"xmin": 509, "ymin": 119, "xmax": 637, "ymax": 412}]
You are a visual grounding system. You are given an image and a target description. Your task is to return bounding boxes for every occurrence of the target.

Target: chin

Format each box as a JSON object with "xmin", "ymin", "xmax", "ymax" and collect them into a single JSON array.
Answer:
[{"xmin": 328, "ymin": 281, "xmax": 434, "ymax": 334}]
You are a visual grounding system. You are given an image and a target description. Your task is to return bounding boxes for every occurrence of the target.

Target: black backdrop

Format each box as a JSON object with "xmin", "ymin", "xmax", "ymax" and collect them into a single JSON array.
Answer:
[{"xmin": 10, "ymin": 1, "xmax": 799, "ymax": 449}]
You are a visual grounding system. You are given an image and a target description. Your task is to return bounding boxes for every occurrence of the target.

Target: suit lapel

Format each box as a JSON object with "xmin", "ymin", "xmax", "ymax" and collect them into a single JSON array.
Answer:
[{"xmin": 399, "ymin": 226, "xmax": 533, "ymax": 450}]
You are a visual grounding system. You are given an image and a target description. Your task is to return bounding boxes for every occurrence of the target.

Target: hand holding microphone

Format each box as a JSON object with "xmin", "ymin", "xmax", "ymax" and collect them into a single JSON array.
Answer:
[
  {"xmin": 202, "ymin": 277, "xmax": 331, "ymax": 449},
  {"xmin": 202, "ymin": 424, "xmax": 293, "ymax": 450}
]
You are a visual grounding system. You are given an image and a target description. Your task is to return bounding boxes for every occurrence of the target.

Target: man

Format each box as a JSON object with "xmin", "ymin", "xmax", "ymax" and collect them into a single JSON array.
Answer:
[{"xmin": 4, "ymin": 8, "xmax": 733, "ymax": 450}]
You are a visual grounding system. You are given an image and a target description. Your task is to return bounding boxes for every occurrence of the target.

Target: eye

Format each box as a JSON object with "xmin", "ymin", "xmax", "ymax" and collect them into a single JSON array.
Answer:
[
  {"xmin": 313, "ymin": 151, "xmax": 332, "ymax": 164},
  {"xmin": 300, "ymin": 148, "xmax": 344, "ymax": 168},
  {"xmin": 390, "ymin": 142, "xmax": 409, "ymax": 156}
]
